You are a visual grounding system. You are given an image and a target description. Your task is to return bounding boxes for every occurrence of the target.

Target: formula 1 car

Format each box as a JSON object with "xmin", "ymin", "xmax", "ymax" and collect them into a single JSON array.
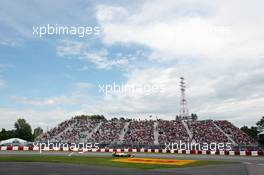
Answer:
[{"xmin": 112, "ymin": 152, "xmax": 135, "ymax": 157}]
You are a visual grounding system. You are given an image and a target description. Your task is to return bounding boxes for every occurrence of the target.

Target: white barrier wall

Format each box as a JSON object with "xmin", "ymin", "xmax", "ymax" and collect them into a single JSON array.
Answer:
[
  {"xmin": 33, "ymin": 146, "xmax": 39, "ymax": 151},
  {"xmin": 240, "ymin": 151, "xmax": 246, "ymax": 156},
  {"xmin": 210, "ymin": 151, "xmax": 216, "ymax": 155},
  {"xmin": 229, "ymin": 151, "xmax": 235, "ymax": 156},
  {"xmin": 1, "ymin": 146, "xmax": 7, "ymax": 150},
  {"xmin": 12, "ymin": 146, "xmax": 18, "ymax": 151},
  {"xmin": 0, "ymin": 146, "xmax": 263, "ymax": 157},
  {"xmin": 220, "ymin": 151, "xmax": 225, "ymax": 155},
  {"xmin": 53, "ymin": 147, "xmax": 60, "ymax": 151},
  {"xmin": 252, "ymin": 151, "xmax": 258, "ymax": 156}
]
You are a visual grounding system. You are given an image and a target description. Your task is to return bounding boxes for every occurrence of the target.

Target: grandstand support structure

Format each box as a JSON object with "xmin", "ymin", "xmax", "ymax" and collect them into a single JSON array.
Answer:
[
  {"xmin": 213, "ymin": 121, "xmax": 237, "ymax": 145},
  {"xmin": 182, "ymin": 120, "xmax": 194, "ymax": 142},
  {"xmin": 51, "ymin": 123, "xmax": 74, "ymax": 142},
  {"xmin": 89, "ymin": 122, "xmax": 103, "ymax": 138},
  {"xmin": 153, "ymin": 121, "xmax": 159, "ymax": 145},
  {"xmin": 118, "ymin": 122, "xmax": 130, "ymax": 144}
]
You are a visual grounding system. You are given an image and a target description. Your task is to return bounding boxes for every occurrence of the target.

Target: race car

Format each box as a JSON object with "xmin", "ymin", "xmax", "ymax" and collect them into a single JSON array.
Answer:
[{"xmin": 112, "ymin": 152, "xmax": 135, "ymax": 157}]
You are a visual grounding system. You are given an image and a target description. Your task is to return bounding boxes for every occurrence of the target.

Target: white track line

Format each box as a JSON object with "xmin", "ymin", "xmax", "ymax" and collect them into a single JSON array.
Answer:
[
  {"xmin": 68, "ymin": 152, "xmax": 74, "ymax": 157},
  {"xmin": 243, "ymin": 162, "xmax": 253, "ymax": 165}
]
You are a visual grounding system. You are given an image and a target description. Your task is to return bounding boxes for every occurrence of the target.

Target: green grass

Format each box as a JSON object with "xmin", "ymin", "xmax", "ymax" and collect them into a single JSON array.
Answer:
[{"xmin": 0, "ymin": 155, "xmax": 238, "ymax": 170}]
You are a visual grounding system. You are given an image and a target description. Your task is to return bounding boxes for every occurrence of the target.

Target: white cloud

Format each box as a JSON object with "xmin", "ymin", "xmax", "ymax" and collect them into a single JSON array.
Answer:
[
  {"xmin": 96, "ymin": 0, "xmax": 264, "ymax": 60},
  {"xmin": 0, "ymin": 1, "xmax": 95, "ymax": 44},
  {"xmin": 28, "ymin": 0, "xmax": 263, "ymax": 127},
  {"xmin": 56, "ymin": 40, "xmax": 130, "ymax": 69},
  {"xmin": 9, "ymin": 65, "xmax": 263, "ymax": 127},
  {"xmin": 1, "ymin": 0, "xmax": 263, "ymax": 129},
  {"xmin": 0, "ymin": 79, "xmax": 6, "ymax": 88},
  {"xmin": 0, "ymin": 40, "xmax": 17, "ymax": 47},
  {"xmin": 11, "ymin": 82, "xmax": 95, "ymax": 107},
  {"xmin": 78, "ymin": 66, "xmax": 263, "ymax": 126},
  {"xmin": 74, "ymin": 82, "xmax": 93, "ymax": 90},
  {"xmin": 0, "ymin": 107, "xmax": 78, "ymax": 130},
  {"xmin": 197, "ymin": 97, "xmax": 264, "ymax": 127},
  {"xmin": 0, "ymin": 64, "xmax": 14, "ymax": 89},
  {"xmin": 90, "ymin": 0, "xmax": 264, "ymax": 126},
  {"xmin": 56, "ymin": 40, "xmax": 84, "ymax": 57},
  {"xmin": 11, "ymin": 96, "xmax": 78, "ymax": 106},
  {"xmin": 82, "ymin": 49, "xmax": 129, "ymax": 69}
]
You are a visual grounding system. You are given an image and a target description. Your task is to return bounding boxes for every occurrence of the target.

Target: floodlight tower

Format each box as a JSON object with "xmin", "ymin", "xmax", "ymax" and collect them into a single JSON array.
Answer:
[{"xmin": 179, "ymin": 77, "xmax": 189, "ymax": 120}]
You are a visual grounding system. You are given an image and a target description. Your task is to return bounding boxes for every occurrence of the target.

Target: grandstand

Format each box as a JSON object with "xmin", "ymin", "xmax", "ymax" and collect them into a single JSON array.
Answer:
[{"xmin": 37, "ymin": 115, "xmax": 255, "ymax": 147}]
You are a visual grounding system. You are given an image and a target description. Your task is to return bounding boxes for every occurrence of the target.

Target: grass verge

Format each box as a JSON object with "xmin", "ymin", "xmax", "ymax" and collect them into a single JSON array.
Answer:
[{"xmin": 0, "ymin": 155, "xmax": 238, "ymax": 169}]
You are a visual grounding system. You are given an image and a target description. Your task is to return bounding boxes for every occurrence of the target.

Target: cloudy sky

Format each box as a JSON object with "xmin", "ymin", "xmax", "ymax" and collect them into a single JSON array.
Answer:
[{"xmin": 0, "ymin": 0, "xmax": 263, "ymax": 130}]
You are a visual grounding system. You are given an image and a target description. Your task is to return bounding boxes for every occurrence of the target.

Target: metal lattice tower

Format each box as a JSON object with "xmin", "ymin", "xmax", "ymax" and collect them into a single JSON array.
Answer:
[{"xmin": 179, "ymin": 77, "xmax": 189, "ymax": 118}]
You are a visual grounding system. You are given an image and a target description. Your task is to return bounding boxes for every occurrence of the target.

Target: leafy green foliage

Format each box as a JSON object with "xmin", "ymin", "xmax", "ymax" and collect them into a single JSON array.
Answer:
[
  {"xmin": 74, "ymin": 115, "xmax": 106, "ymax": 121},
  {"xmin": 14, "ymin": 118, "xmax": 33, "ymax": 141},
  {"xmin": 256, "ymin": 116, "xmax": 264, "ymax": 128},
  {"xmin": 33, "ymin": 127, "xmax": 43, "ymax": 138},
  {"xmin": 0, "ymin": 129, "xmax": 16, "ymax": 141},
  {"xmin": 240, "ymin": 126, "xmax": 259, "ymax": 141}
]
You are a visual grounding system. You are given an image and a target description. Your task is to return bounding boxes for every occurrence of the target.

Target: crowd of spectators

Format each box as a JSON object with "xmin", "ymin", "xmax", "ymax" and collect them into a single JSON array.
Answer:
[
  {"xmin": 38, "ymin": 119, "xmax": 75, "ymax": 142},
  {"xmin": 38, "ymin": 118, "xmax": 254, "ymax": 146},
  {"xmin": 187, "ymin": 120, "xmax": 229, "ymax": 143},
  {"xmin": 215, "ymin": 120, "xmax": 255, "ymax": 145},
  {"xmin": 123, "ymin": 120, "xmax": 154, "ymax": 145},
  {"xmin": 38, "ymin": 118, "xmax": 101, "ymax": 143},
  {"xmin": 158, "ymin": 120, "xmax": 190, "ymax": 144},
  {"xmin": 90, "ymin": 119, "xmax": 126, "ymax": 144},
  {"xmin": 57, "ymin": 119, "xmax": 101, "ymax": 142},
  {"xmin": 47, "ymin": 119, "xmax": 75, "ymax": 138}
]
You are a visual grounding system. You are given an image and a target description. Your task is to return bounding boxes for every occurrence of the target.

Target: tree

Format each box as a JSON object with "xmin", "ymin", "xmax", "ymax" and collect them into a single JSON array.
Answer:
[
  {"xmin": 0, "ymin": 128, "xmax": 16, "ymax": 141},
  {"xmin": 14, "ymin": 118, "xmax": 33, "ymax": 141},
  {"xmin": 33, "ymin": 127, "xmax": 43, "ymax": 139},
  {"xmin": 240, "ymin": 126, "xmax": 259, "ymax": 141},
  {"xmin": 111, "ymin": 117, "xmax": 118, "ymax": 121},
  {"xmin": 256, "ymin": 116, "xmax": 264, "ymax": 128},
  {"xmin": 74, "ymin": 115, "xmax": 106, "ymax": 121},
  {"xmin": 191, "ymin": 113, "xmax": 198, "ymax": 121}
]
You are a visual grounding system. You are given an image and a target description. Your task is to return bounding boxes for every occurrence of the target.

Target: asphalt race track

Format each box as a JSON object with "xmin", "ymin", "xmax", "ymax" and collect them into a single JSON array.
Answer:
[{"xmin": 0, "ymin": 151, "xmax": 264, "ymax": 175}]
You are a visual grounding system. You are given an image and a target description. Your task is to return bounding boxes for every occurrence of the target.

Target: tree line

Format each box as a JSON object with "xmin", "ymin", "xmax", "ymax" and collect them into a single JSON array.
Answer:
[
  {"xmin": 0, "ymin": 118, "xmax": 43, "ymax": 141},
  {"xmin": 240, "ymin": 116, "xmax": 264, "ymax": 142}
]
